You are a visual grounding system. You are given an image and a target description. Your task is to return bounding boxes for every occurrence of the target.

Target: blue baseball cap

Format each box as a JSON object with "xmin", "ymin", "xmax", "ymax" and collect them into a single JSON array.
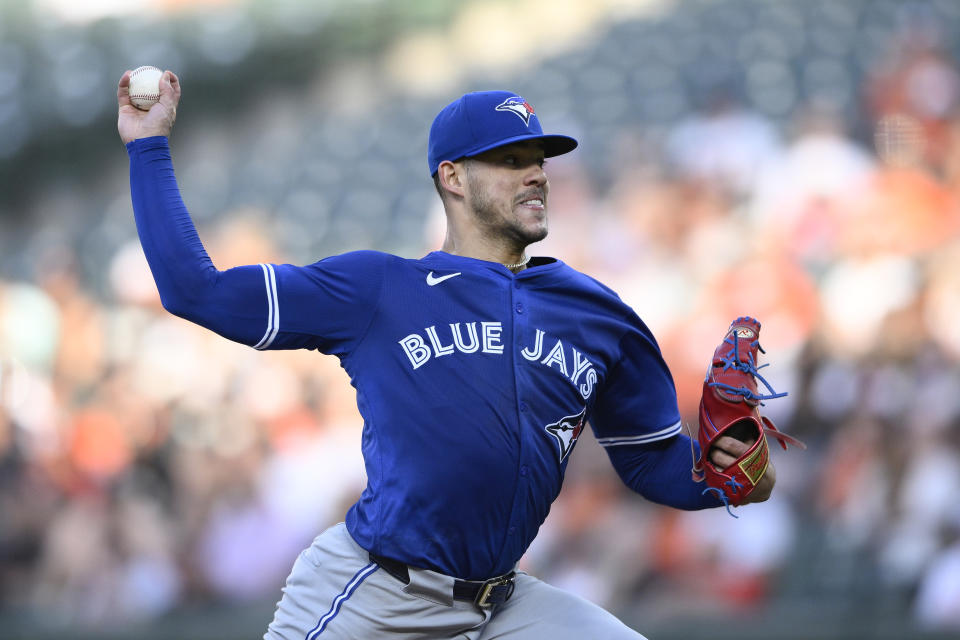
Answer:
[{"xmin": 428, "ymin": 90, "xmax": 578, "ymax": 176}]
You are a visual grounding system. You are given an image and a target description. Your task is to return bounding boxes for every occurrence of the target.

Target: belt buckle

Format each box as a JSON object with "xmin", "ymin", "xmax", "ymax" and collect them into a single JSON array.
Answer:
[{"xmin": 475, "ymin": 575, "xmax": 513, "ymax": 608}]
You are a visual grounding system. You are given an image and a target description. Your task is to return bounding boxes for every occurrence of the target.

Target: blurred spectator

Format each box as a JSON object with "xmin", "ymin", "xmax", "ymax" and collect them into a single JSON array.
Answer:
[{"xmin": 666, "ymin": 88, "xmax": 782, "ymax": 197}]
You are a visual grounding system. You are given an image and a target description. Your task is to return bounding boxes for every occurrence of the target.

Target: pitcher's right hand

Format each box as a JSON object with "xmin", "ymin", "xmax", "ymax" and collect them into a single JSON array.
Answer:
[{"xmin": 117, "ymin": 69, "xmax": 180, "ymax": 144}]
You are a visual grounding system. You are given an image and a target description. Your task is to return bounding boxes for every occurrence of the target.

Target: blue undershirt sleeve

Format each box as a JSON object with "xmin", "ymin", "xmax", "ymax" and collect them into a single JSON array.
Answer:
[
  {"xmin": 127, "ymin": 136, "xmax": 272, "ymax": 346},
  {"xmin": 587, "ymin": 310, "xmax": 720, "ymax": 509},
  {"xmin": 604, "ymin": 435, "xmax": 722, "ymax": 510},
  {"xmin": 126, "ymin": 136, "xmax": 385, "ymax": 353}
]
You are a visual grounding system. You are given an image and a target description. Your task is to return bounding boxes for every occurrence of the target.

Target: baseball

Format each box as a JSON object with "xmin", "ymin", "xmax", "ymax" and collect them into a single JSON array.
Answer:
[{"xmin": 128, "ymin": 65, "xmax": 163, "ymax": 111}]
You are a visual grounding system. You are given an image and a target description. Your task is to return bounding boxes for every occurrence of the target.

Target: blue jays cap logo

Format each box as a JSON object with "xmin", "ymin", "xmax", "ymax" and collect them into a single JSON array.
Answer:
[
  {"xmin": 495, "ymin": 96, "xmax": 536, "ymax": 126},
  {"xmin": 545, "ymin": 407, "xmax": 587, "ymax": 462}
]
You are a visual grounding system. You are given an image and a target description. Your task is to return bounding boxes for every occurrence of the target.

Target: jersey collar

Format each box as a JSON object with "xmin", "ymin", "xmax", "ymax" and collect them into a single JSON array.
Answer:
[{"xmin": 422, "ymin": 251, "xmax": 560, "ymax": 276}]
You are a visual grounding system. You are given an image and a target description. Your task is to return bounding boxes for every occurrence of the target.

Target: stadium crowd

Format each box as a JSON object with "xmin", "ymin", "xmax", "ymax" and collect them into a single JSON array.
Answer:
[{"xmin": 1, "ymin": 0, "xmax": 960, "ymax": 634}]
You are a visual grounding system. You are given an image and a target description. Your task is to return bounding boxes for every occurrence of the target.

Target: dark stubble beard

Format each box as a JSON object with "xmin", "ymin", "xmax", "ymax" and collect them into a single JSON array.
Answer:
[{"xmin": 466, "ymin": 170, "xmax": 548, "ymax": 247}]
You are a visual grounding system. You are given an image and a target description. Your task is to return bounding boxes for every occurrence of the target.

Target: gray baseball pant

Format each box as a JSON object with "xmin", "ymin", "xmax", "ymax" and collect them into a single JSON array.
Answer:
[{"xmin": 264, "ymin": 522, "xmax": 645, "ymax": 639}]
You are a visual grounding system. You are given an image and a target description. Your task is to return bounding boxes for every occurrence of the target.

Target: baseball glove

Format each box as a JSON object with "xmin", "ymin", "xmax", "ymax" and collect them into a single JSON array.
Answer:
[{"xmin": 695, "ymin": 316, "xmax": 805, "ymax": 513}]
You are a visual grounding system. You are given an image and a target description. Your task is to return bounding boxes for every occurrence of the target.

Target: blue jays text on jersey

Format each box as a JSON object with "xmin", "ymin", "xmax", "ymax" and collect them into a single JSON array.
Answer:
[
  {"xmin": 398, "ymin": 322, "xmax": 598, "ymax": 399},
  {"xmin": 126, "ymin": 136, "xmax": 716, "ymax": 583}
]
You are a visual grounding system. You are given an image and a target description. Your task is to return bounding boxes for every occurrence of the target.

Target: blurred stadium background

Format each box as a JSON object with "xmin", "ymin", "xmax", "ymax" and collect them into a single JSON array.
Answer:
[{"xmin": 2, "ymin": 0, "xmax": 960, "ymax": 638}]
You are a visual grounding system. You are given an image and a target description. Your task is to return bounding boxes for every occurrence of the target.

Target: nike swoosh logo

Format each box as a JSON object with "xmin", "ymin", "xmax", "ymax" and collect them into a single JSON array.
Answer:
[{"xmin": 426, "ymin": 271, "xmax": 462, "ymax": 286}]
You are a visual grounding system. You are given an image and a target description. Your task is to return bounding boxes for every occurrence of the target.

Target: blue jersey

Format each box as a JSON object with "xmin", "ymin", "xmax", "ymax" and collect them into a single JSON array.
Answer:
[
  {"xmin": 256, "ymin": 250, "xmax": 681, "ymax": 578},
  {"xmin": 126, "ymin": 136, "xmax": 714, "ymax": 582}
]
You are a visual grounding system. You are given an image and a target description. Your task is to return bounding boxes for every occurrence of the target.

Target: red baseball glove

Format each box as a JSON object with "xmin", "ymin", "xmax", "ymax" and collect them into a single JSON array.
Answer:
[{"xmin": 695, "ymin": 316, "xmax": 805, "ymax": 513}]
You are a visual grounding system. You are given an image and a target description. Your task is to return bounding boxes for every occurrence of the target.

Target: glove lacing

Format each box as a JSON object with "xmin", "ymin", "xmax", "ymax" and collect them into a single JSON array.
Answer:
[{"xmin": 708, "ymin": 334, "xmax": 787, "ymax": 405}]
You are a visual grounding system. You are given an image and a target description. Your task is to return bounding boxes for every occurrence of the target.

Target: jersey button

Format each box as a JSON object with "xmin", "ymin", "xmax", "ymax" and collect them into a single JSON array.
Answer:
[
  {"xmin": 508, "ymin": 526, "xmax": 516, "ymax": 535},
  {"xmin": 515, "ymin": 302, "xmax": 524, "ymax": 314},
  {"xmin": 520, "ymin": 466, "xmax": 528, "ymax": 477},
  {"xmin": 519, "ymin": 402, "xmax": 528, "ymax": 413},
  {"xmin": 514, "ymin": 281, "xmax": 521, "ymax": 289}
]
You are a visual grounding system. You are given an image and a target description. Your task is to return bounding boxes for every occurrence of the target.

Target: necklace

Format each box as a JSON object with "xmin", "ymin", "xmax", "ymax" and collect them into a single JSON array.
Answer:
[{"xmin": 502, "ymin": 255, "xmax": 530, "ymax": 270}]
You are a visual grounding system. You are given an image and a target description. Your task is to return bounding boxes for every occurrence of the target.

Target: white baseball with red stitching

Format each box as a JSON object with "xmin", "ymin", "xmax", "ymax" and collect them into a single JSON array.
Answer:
[{"xmin": 128, "ymin": 66, "xmax": 163, "ymax": 111}]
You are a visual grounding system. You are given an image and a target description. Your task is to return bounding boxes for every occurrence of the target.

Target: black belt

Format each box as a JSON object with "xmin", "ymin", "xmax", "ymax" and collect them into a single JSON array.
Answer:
[{"xmin": 368, "ymin": 552, "xmax": 515, "ymax": 608}]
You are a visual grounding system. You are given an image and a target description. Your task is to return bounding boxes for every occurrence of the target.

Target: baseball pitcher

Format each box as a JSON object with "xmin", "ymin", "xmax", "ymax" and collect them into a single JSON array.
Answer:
[{"xmin": 117, "ymin": 70, "xmax": 801, "ymax": 639}]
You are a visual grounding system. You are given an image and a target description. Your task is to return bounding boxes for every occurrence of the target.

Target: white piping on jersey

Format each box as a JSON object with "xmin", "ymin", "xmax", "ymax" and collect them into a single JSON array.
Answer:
[
  {"xmin": 254, "ymin": 263, "xmax": 280, "ymax": 350},
  {"xmin": 595, "ymin": 419, "xmax": 682, "ymax": 447}
]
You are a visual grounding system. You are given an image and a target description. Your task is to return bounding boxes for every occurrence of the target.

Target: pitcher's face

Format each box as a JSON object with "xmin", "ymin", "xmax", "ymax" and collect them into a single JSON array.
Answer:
[{"xmin": 461, "ymin": 141, "xmax": 550, "ymax": 246}]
